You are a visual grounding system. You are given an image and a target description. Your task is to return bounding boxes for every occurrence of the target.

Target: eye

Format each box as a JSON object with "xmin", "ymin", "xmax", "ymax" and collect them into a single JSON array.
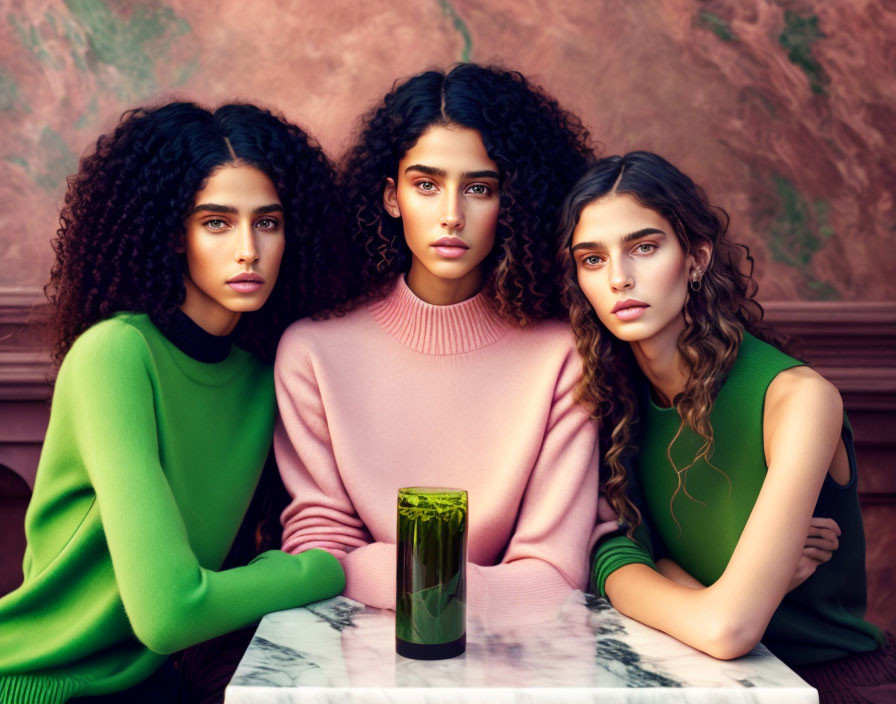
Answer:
[
  {"xmin": 203, "ymin": 218, "xmax": 228, "ymax": 231},
  {"xmin": 256, "ymin": 216, "xmax": 280, "ymax": 231},
  {"xmin": 579, "ymin": 254, "xmax": 604, "ymax": 267},
  {"xmin": 466, "ymin": 183, "xmax": 491, "ymax": 196},
  {"xmin": 416, "ymin": 180, "xmax": 436, "ymax": 192},
  {"xmin": 633, "ymin": 242, "xmax": 657, "ymax": 254}
]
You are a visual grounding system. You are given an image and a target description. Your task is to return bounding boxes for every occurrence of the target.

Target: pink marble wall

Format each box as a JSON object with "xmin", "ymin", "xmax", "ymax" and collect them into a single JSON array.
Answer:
[
  {"xmin": 1, "ymin": 1, "xmax": 895, "ymax": 632},
  {"xmin": 1, "ymin": 0, "xmax": 894, "ymax": 300}
]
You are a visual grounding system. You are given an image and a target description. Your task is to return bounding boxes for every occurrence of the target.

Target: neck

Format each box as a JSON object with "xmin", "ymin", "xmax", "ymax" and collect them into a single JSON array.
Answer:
[
  {"xmin": 629, "ymin": 317, "xmax": 688, "ymax": 407},
  {"xmin": 180, "ymin": 278, "xmax": 242, "ymax": 335},
  {"xmin": 405, "ymin": 266, "xmax": 483, "ymax": 306}
]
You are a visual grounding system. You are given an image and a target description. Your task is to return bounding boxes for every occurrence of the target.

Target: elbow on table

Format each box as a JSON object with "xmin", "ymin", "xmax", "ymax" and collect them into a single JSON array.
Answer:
[
  {"xmin": 133, "ymin": 617, "xmax": 191, "ymax": 655},
  {"xmin": 699, "ymin": 618, "xmax": 764, "ymax": 661},
  {"xmin": 129, "ymin": 596, "xmax": 205, "ymax": 655}
]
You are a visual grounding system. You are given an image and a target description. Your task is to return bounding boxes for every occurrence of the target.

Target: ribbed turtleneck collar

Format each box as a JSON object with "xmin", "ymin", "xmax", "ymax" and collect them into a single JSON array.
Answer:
[
  {"xmin": 368, "ymin": 277, "xmax": 513, "ymax": 355},
  {"xmin": 150, "ymin": 309, "xmax": 233, "ymax": 363}
]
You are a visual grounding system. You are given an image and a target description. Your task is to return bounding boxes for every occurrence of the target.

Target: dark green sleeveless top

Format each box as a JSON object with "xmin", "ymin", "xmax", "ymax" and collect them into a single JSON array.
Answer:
[{"xmin": 594, "ymin": 332, "xmax": 881, "ymax": 667}]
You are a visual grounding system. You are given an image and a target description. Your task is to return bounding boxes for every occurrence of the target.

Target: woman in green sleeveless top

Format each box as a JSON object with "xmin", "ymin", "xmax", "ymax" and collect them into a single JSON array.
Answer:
[
  {"xmin": 556, "ymin": 151, "xmax": 894, "ymax": 702},
  {"xmin": 0, "ymin": 102, "xmax": 346, "ymax": 703}
]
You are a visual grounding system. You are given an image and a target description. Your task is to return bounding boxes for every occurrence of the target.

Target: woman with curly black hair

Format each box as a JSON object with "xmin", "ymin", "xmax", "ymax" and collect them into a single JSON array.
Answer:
[
  {"xmin": 274, "ymin": 63, "xmax": 600, "ymax": 626},
  {"xmin": 559, "ymin": 152, "xmax": 894, "ymax": 701},
  {"xmin": 0, "ymin": 102, "xmax": 345, "ymax": 702}
]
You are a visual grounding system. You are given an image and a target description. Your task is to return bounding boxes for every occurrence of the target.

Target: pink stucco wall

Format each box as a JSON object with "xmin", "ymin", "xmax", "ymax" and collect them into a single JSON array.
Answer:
[{"xmin": 1, "ymin": 1, "xmax": 894, "ymax": 301}]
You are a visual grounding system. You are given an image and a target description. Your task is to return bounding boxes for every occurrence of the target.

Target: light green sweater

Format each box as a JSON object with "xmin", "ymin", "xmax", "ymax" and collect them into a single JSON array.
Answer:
[{"xmin": 0, "ymin": 314, "xmax": 344, "ymax": 702}]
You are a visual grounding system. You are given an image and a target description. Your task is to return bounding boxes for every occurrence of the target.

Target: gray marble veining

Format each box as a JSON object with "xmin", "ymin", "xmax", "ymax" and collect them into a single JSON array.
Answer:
[{"xmin": 225, "ymin": 592, "xmax": 817, "ymax": 703}]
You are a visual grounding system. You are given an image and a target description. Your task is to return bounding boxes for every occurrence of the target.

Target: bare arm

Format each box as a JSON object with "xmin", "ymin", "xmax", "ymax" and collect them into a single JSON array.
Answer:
[
  {"xmin": 605, "ymin": 366, "xmax": 843, "ymax": 659},
  {"xmin": 656, "ymin": 515, "xmax": 840, "ymax": 592},
  {"xmin": 656, "ymin": 558, "xmax": 703, "ymax": 588}
]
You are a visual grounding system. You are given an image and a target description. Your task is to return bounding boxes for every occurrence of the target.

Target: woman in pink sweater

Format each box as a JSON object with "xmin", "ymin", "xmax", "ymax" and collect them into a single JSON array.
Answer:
[{"xmin": 274, "ymin": 64, "xmax": 599, "ymax": 624}]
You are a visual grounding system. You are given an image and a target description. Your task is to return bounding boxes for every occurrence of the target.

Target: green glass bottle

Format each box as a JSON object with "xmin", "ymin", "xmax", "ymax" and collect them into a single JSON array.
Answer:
[{"xmin": 395, "ymin": 487, "xmax": 467, "ymax": 660}]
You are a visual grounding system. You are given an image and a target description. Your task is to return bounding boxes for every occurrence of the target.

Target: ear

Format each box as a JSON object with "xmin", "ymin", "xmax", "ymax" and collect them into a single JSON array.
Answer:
[
  {"xmin": 689, "ymin": 241, "xmax": 713, "ymax": 278},
  {"xmin": 383, "ymin": 177, "xmax": 400, "ymax": 219}
]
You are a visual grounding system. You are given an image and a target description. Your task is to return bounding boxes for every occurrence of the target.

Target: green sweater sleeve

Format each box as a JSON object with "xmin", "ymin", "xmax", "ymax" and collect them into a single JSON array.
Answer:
[
  {"xmin": 592, "ymin": 534, "xmax": 656, "ymax": 598},
  {"xmin": 70, "ymin": 325, "xmax": 345, "ymax": 655}
]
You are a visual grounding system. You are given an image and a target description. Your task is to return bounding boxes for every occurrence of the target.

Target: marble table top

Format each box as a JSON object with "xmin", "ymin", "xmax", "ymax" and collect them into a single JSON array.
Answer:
[{"xmin": 225, "ymin": 592, "xmax": 817, "ymax": 703}]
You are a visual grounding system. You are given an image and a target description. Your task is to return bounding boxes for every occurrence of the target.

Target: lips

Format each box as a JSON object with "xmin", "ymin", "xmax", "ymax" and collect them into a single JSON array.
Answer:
[
  {"xmin": 611, "ymin": 299, "xmax": 649, "ymax": 321},
  {"xmin": 227, "ymin": 272, "xmax": 264, "ymax": 293},
  {"xmin": 611, "ymin": 299, "xmax": 647, "ymax": 314},
  {"xmin": 432, "ymin": 236, "xmax": 469, "ymax": 259}
]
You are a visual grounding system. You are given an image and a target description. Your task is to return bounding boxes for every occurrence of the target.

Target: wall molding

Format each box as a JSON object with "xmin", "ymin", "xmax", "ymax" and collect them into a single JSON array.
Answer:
[
  {"xmin": 0, "ymin": 286, "xmax": 52, "ymax": 401},
  {"xmin": 762, "ymin": 302, "xmax": 896, "ymax": 414},
  {"xmin": 2, "ymin": 287, "xmax": 895, "ymax": 403}
]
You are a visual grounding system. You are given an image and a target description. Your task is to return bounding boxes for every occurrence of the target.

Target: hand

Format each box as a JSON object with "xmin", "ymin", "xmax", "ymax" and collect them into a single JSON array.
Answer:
[
  {"xmin": 588, "ymin": 495, "xmax": 621, "ymax": 549},
  {"xmin": 787, "ymin": 516, "xmax": 841, "ymax": 592},
  {"xmin": 597, "ymin": 495, "xmax": 618, "ymax": 523}
]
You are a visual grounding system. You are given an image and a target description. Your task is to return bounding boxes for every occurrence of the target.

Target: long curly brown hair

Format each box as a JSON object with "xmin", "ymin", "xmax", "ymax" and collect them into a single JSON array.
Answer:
[
  {"xmin": 335, "ymin": 63, "xmax": 594, "ymax": 322},
  {"xmin": 47, "ymin": 101, "xmax": 340, "ymax": 365},
  {"xmin": 556, "ymin": 151, "xmax": 784, "ymax": 533}
]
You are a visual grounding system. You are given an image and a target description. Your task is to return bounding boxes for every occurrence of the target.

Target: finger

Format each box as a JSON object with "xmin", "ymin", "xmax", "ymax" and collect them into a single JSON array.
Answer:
[
  {"xmin": 805, "ymin": 526, "xmax": 840, "ymax": 546},
  {"xmin": 795, "ymin": 564, "xmax": 817, "ymax": 582},
  {"xmin": 793, "ymin": 558, "xmax": 819, "ymax": 582},
  {"xmin": 808, "ymin": 516, "xmax": 841, "ymax": 536},
  {"xmin": 804, "ymin": 534, "xmax": 839, "ymax": 551},
  {"xmin": 801, "ymin": 547, "xmax": 833, "ymax": 563}
]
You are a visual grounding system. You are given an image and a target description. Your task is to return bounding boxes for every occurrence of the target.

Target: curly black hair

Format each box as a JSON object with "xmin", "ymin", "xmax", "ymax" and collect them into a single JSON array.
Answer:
[
  {"xmin": 48, "ymin": 101, "xmax": 340, "ymax": 364},
  {"xmin": 337, "ymin": 63, "xmax": 595, "ymax": 323}
]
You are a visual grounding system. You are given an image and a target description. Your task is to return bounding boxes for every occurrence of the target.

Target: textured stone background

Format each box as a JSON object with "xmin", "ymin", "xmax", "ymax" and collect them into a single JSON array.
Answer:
[{"xmin": 1, "ymin": 0, "xmax": 894, "ymax": 301}]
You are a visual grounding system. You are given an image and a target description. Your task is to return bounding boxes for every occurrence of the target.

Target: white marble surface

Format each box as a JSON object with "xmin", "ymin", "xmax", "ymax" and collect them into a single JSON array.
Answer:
[{"xmin": 225, "ymin": 592, "xmax": 817, "ymax": 703}]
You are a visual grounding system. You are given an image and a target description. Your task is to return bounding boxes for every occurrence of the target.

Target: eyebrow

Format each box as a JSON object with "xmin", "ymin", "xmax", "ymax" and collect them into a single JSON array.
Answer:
[
  {"xmin": 570, "ymin": 227, "xmax": 665, "ymax": 252},
  {"xmin": 404, "ymin": 164, "xmax": 500, "ymax": 180},
  {"xmin": 187, "ymin": 203, "xmax": 284, "ymax": 217}
]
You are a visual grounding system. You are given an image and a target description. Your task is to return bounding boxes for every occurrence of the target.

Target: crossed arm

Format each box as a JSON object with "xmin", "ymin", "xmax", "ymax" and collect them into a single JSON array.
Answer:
[
  {"xmin": 274, "ymin": 340, "xmax": 599, "ymax": 624},
  {"xmin": 602, "ymin": 366, "xmax": 844, "ymax": 660}
]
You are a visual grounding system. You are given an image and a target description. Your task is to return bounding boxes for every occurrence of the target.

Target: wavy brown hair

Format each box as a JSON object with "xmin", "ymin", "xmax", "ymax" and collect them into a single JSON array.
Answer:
[
  {"xmin": 335, "ymin": 63, "xmax": 594, "ymax": 322},
  {"xmin": 47, "ymin": 101, "xmax": 340, "ymax": 365},
  {"xmin": 556, "ymin": 151, "xmax": 784, "ymax": 533}
]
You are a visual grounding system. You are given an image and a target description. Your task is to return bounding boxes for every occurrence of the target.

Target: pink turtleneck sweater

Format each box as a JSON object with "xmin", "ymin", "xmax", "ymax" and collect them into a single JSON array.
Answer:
[{"xmin": 274, "ymin": 277, "xmax": 599, "ymax": 624}]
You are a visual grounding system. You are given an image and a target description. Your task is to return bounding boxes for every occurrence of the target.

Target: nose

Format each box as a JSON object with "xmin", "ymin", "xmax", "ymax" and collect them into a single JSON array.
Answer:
[
  {"xmin": 440, "ymin": 190, "xmax": 464, "ymax": 230},
  {"xmin": 235, "ymin": 221, "xmax": 259, "ymax": 265},
  {"xmin": 609, "ymin": 258, "xmax": 634, "ymax": 292}
]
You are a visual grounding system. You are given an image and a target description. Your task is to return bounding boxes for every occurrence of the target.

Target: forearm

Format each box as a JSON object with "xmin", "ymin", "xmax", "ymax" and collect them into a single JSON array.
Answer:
[
  {"xmin": 340, "ymin": 542, "xmax": 395, "ymax": 609},
  {"xmin": 604, "ymin": 370, "xmax": 844, "ymax": 660},
  {"xmin": 602, "ymin": 469, "xmax": 825, "ymax": 659},
  {"xmin": 605, "ymin": 564, "xmax": 755, "ymax": 660},
  {"xmin": 280, "ymin": 506, "xmax": 372, "ymax": 558},
  {"xmin": 656, "ymin": 558, "xmax": 703, "ymax": 588},
  {"xmin": 86, "ymin": 433, "xmax": 346, "ymax": 654},
  {"xmin": 466, "ymin": 559, "xmax": 576, "ymax": 626},
  {"xmin": 342, "ymin": 541, "xmax": 579, "ymax": 627},
  {"xmin": 129, "ymin": 548, "xmax": 344, "ymax": 654}
]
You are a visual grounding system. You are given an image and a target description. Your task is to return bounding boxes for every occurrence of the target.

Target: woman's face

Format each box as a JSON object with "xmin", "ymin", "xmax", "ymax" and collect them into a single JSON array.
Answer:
[
  {"xmin": 383, "ymin": 124, "xmax": 500, "ymax": 305},
  {"xmin": 180, "ymin": 164, "xmax": 285, "ymax": 335},
  {"xmin": 571, "ymin": 193, "xmax": 708, "ymax": 350}
]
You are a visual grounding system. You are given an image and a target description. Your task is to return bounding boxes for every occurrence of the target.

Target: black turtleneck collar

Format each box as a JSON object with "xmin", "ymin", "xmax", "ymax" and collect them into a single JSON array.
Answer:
[{"xmin": 150, "ymin": 309, "xmax": 233, "ymax": 363}]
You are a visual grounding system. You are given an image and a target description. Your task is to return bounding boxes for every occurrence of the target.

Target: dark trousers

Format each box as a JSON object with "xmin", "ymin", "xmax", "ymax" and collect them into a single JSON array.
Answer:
[
  {"xmin": 794, "ymin": 631, "xmax": 896, "ymax": 704},
  {"xmin": 72, "ymin": 627, "xmax": 257, "ymax": 704}
]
